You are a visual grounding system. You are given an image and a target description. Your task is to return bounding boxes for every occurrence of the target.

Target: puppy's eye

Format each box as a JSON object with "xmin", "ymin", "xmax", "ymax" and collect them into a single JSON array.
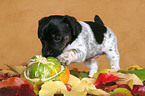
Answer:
[{"xmin": 53, "ymin": 35, "xmax": 62, "ymax": 42}]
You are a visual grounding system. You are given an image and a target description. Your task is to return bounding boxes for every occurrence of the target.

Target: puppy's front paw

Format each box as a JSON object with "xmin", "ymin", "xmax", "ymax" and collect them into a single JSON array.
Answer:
[
  {"xmin": 57, "ymin": 52, "xmax": 72, "ymax": 65},
  {"xmin": 57, "ymin": 57, "xmax": 69, "ymax": 65},
  {"xmin": 111, "ymin": 66, "xmax": 120, "ymax": 71}
]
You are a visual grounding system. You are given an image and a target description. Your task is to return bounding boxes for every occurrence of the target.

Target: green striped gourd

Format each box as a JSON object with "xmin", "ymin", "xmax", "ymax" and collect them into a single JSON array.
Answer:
[{"xmin": 21, "ymin": 55, "xmax": 65, "ymax": 84}]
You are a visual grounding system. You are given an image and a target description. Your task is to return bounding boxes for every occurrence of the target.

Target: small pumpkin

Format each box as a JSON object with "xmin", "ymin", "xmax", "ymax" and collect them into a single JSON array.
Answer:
[{"xmin": 21, "ymin": 55, "xmax": 69, "ymax": 84}]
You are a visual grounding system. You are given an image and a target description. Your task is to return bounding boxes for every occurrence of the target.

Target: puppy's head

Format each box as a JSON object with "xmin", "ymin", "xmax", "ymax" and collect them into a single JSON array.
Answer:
[{"xmin": 38, "ymin": 15, "xmax": 81, "ymax": 57}]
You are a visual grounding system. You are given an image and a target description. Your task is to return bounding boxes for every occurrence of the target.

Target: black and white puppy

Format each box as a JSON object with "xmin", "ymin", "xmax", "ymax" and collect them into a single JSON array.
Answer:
[{"xmin": 38, "ymin": 15, "xmax": 120, "ymax": 77}]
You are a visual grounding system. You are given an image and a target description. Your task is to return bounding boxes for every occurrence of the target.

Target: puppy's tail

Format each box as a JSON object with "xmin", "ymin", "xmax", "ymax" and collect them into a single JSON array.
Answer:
[{"xmin": 94, "ymin": 15, "xmax": 104, "ymax": 25}]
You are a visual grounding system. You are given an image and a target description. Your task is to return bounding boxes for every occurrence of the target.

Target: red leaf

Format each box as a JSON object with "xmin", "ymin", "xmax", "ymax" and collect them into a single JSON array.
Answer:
[
  {"xmin": 94, "ymin": 73, "xmax": 119, "ymax": 86},
  {"xmin": 65, "ymin": 84, "xmax": 72, "ymax": 91},
  {"xmin": 138, "ymin": 92, "xmax": 145, "ymax": 96},
  {"xmin": 105, "ymin": 85, "xmax": 118, "ymax": 92},
  {"xmin": 11, "ymin": 74, "xmax": 20, "ymax": 77},
  {"xmin": 95, "ymin": 81, "xmax": 105, "ymax": 90},
  {"xmin": 0, "ymin": 86, "xmax": 18, "ymax": 96},
  {"xmin": 0, "ymin": 73, "xmax": 10, "ymax": 80},
  {"xmin": 17, "ymin": 84, "xmax": 36, "ymax": 96},
  {"xmin": 0, "ymin": 73, "xmax": 20, "ymax": 81},
  {"xmin": 0, "ymin": 77, "xmax": 34, "ymax": 90},
  {"xmin": 0, "ymin": 84, "xmax": 36, "ymax": 96},
  {"xmin": 132, "ymin": 85, "xmax": 145, "ymax": 95},
  {"xmin": 117, "ymin": 84, "xmax": 132, "ymax": 92}
]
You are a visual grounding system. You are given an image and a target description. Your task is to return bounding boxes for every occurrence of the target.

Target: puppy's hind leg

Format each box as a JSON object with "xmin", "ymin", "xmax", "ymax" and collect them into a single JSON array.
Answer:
[
  {"xmin": 105, "ymin": 47, "xmax": 120, "ymax": 71},
  {"xmin": 84, "ymin": 58, "xmax": 98, "ymax": 77}
]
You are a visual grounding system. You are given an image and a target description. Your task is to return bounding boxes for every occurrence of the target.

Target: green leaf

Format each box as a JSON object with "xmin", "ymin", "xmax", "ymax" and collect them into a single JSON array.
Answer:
[
  {"xmin": 110, "ymin": 88, "xmax": 133, "ymax": 96},
  {"xmin": 33, "ymin": 79, "xmax": 44, "ymax": 95},
  {"xmin": 118, "ymin": 69, "xmax": 145, "ymax": 81},
  {"xmin": 93, "ymin": 69, "xmax": 117, "ymax": 78}
]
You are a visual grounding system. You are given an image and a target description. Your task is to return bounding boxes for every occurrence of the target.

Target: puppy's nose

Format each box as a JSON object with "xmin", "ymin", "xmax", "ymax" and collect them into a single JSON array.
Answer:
[
  {"xmin": 42, "ymin": 52, "xmax": 57, "ymax": 58},
  {"xmin": 42, "ymin": 49, "xmax": 59, "ymax": 58},
  {"xmin": 42, "ymin": 53, "xmax": 50, "ymax": 58},
  {"xmin": 42, "ymin": 49, "xmax": 53, "ymax": 58}
]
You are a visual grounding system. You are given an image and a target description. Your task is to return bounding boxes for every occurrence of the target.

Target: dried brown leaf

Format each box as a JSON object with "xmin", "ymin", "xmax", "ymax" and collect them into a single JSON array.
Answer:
[{"xmin": 111, "ymin": 72, "xmax": 143, "ymax": 85}]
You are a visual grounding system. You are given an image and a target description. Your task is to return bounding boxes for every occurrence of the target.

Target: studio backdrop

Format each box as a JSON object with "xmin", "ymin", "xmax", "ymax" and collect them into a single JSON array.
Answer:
[{"xmin": 0, "ymin": 0, "xmax": 145, "ymax": 71}]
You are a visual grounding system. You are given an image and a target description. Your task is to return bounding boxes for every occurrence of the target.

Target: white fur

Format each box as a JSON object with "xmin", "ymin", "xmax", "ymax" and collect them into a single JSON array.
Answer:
[{"xmin": 57, "ymin": 21, "xmax": 120, "ymax": 77}]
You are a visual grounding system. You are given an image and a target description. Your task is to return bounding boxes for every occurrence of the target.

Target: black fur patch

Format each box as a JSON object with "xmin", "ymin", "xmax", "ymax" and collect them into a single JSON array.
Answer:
[
  {"xmin": 38, "ymin": 15, "xmax": 82, "ymax": 57},
  {"xmin": 85, "ymin": 21, "xmax": 107, "ymax": 44},
  {"xmin": 94, "ymin": 15, "xmax": 105, "ymax": 25}
]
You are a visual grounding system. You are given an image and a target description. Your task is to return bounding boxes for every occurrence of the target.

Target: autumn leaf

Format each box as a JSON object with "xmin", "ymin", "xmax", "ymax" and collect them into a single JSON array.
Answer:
[
  {"xmin": 0, "ymin": 86, "xmax": 18, "ymax": 96},
  {"xmin": 69, "ymin": 75, "xmax": 109, "ymax": 96},
  {"xmin": 111, "ymin": 72, "xmax": 143, "ymax": 85},
  {"xmin": 39, "ymin": 80, "xmax": 71, "ymax": 96},
  {"xmin": 105, "ymin": 85, "xmax": 118, "ymax": 92},
  {"xmin": 118, "ymin": 69, "xmax": 145, "ymax": 82},
  {"xmin": 0, "ymin": 69, "xmax": 16, "ymax": 76},
  {"xmin": 126, "ymin": 65, "xmax": 143, "ymax": 71},
  {"xmin": 65, "ymin": 84, "xmax": 72, "ymax": 91},
  {"xmin": 132, "ymin": 85, "xmax": 145, "ymax": 95},
  {"xmin": 95, "ymin": 82, "xmax": 105, "ymax": 90},
  {"xmin": 16, "ymin": 84, "xmax": 36, "ymax": 96},
  {"xmin": 70, "ymin": 69, "xmax": 89, "ymax": 79},
  {"xmin": 39, "ymin": 75, "xmax": 109, "ymax": 96},
  {"xmin": 81, "ymin": 78, "xmax": 96, "ymax": 84},
  {"xmin": 94, "ymin": 73, "xmax": 119, "ymax": 86},
  {"xmin": 7, "ymin": 65, "xmax": 26, "ymax": 74},
  {"xmin": 0, "ymin": 84, "xmax": 36, "ymax": 96},
  {"xmin": 71, "ymin": 78, "xmax": 96, "ymax": 92},
  {"xmin": 105, "ymin": 84, "xmax": 132, "ymax": 93},
  {"xmin": 67, "ymin": 74, "xmax": 80, "ymax": 86},
  {"xmin": 110, "ymin": 88, "xmax": 133, "ymax": 96},
  {"xmin": 0, "ymin": 65, "xmax": 26, "ymax": 78},
  {"xmin": 0, "ymin": 73, "xmax": 10, "ymax": 80},
  {"xmin": 0, "ymin": 77, "xmax": 33, "ymax": 90},
  {"xmin": 93, "ymin": 69, "xmax": 117, "ymax": 79},
  {"xmin": 126, "ymin": 79, "xmax": 133, "ymax": 89}
]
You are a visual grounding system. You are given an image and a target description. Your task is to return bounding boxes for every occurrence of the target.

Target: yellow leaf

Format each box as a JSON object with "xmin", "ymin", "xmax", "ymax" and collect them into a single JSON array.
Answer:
[
  {"xmin": 39, "ymin": 80, "xmax": 70, "ymax": 96},
  {"xmin": 72, "ymin": 80, "xmax": 96, "ymax": 92},
  {"xmin": 39, "ymin": 75, "xmax": 109, "ymax": 96},
  {"xmin": 67, "ymin": 74, "xmax": 80, "ymax": 86},
  {"xmin": 70, "ymin": 90, "xmax": 87, "ymax": 96},
  {"xmin": 127, "ymin": 79, "xmax": 133, "ymax": 89},
  {"xmin": 88, "ymin": 89, "xmax": 110, "ymax": 96},
  {"xmin": 71, "ymin": 77, "xmax": 109, "ymax": 96},
  {"xmin": 81, "ymin": 78, "xmax": 96, "ymax": 84},
  {"xmin": 126, "ymin": 65, "xmax": 143, "ymax": 71}
]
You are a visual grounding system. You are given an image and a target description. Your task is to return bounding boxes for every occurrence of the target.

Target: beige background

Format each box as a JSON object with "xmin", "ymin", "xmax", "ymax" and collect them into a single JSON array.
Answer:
[{"xmin": 0, "ymin": 0, "xmax": 145, "ymax": 71}]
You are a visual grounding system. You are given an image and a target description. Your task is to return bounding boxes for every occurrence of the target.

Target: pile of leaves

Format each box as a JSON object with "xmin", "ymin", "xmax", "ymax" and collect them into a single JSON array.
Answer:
[
  {"xmin": 0, "ymin": 64, "xmax": 145, "ymax": 96},
  {"xmin": 0, "ymin": 65, "xmax": 36, "ymax": 96},
  {"xmin": 70, "ymin": 68, "xmax": 145, "ymax": 96}
]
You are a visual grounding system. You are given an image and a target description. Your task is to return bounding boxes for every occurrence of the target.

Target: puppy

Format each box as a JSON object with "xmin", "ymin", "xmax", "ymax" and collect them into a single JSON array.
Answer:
[{"xmin": 38, "ymin": 15, "xmax": 120, "ymax": 77}]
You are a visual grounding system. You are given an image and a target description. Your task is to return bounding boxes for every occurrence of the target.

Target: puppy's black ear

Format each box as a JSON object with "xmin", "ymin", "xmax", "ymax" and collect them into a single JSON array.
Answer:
[
  {"xmin": 94, "ymin": 15, "xmax": 104, "ymax": 25},
  {"xmin": 62, "ymin": 15, "xmax": 82, "ymax": 38},
  {"xmin": 38, "ymin": 17, "xmax": 50, "ymax": 38},
  {"xmin": 38, "ymin": 20, "xmax": 42, "ymax": 38}
]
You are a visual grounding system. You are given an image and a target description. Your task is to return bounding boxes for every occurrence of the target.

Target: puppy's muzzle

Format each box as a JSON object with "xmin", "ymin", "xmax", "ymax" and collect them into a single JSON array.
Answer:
[{"xmin": 42, "ymin": 50, "xmax": 53, "ymax": 58}]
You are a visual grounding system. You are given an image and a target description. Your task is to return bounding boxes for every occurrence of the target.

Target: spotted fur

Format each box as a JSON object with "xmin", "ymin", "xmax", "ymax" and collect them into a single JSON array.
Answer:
[{"xmin": 57, "ymin": 21, "xmax": 120, "ymax": 77}]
